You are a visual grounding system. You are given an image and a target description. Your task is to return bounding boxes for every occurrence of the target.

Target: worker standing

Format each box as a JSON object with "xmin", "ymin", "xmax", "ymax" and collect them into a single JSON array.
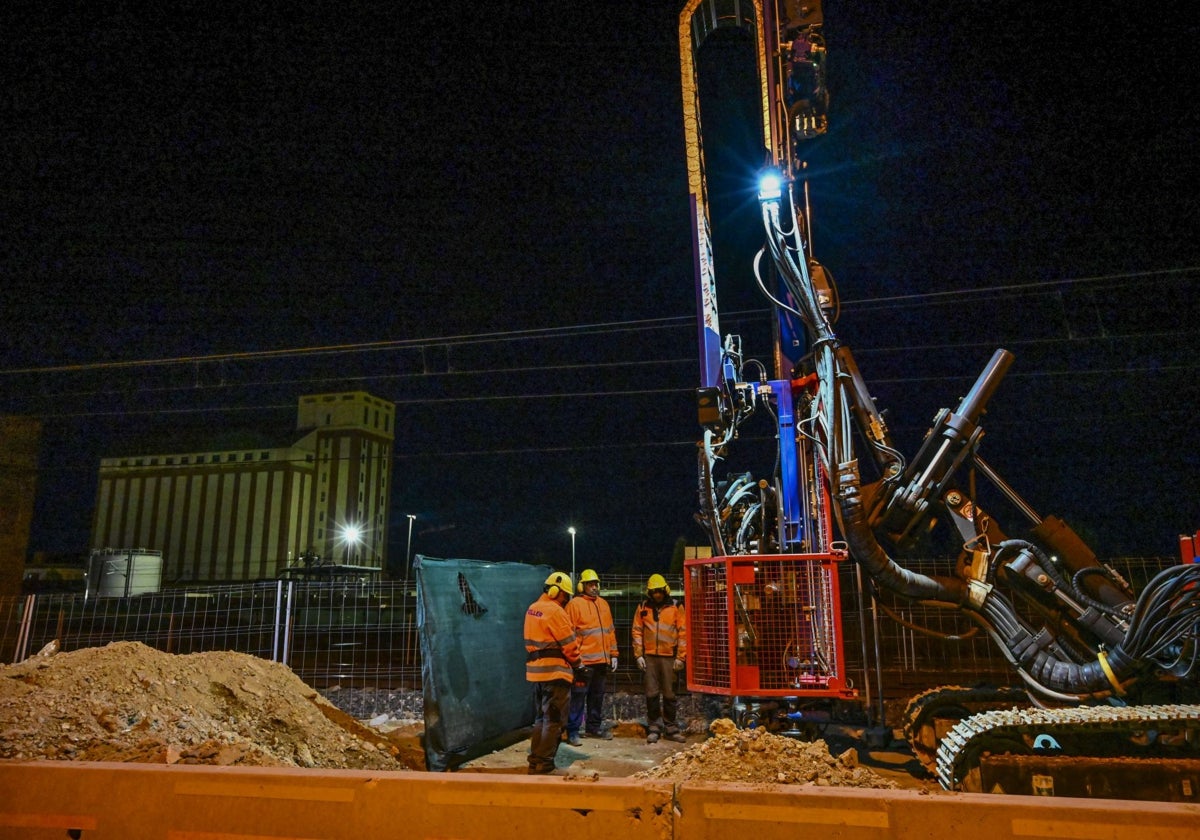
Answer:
[
  {"xmin": 632, "ymin": 573, "xmax": 687, "ymax": 743},
  {"xmin": 564, "ymin": 568, "xmax": 618, "ymax": 744},
  {"xmin": 524, "ymin": 571, "xmax": 582, "ymax": 774}
]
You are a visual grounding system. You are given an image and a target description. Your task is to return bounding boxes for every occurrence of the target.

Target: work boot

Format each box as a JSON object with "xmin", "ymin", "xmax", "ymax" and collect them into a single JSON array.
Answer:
[
  {"xmin": 664, "ymin": 731, "xmax": 687, "ymax": 743},
  {"xmin": 567, "ymin": 732, "xmax": 583, "ymax": 747},
  {"xmin": 585, "ymin": 729, "xmax": 613, "ymax": 740},
  {"xmin": 646, "ymin": 731, "xmax": 660, "ymax": 744}
]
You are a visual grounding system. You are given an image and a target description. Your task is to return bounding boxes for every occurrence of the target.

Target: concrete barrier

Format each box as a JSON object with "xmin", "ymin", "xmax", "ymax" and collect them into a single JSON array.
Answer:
[
  {"xmin": 674, "ymin": 781, "xmax": 1200, "ymax": 840},
  {"xmin": 1, "ymin": 762, "xmax": 1198, "ymax": 839},
  {"xmin": 0, "ymin": 763, "xmax": 675, "ymax": 840}
]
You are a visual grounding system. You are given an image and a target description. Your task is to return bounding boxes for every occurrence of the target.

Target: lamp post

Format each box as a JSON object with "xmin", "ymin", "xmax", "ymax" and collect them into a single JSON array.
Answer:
[
  {"xmin": 568, "ymin": 526, "xmax": 577, "ymax": 582},
  {"xmin": 405, "ymin": 514, "xmax": 417, "ymax": 580}
]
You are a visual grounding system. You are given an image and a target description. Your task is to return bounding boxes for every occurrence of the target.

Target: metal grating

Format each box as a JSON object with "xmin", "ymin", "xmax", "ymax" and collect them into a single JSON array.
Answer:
[
  {"xmin": 685, "ymin": 554, "xmax": 854, "ymax": 698},
  {"xmin": 686, "ymin": 562, "xmax": 730, "ymax": 690}
]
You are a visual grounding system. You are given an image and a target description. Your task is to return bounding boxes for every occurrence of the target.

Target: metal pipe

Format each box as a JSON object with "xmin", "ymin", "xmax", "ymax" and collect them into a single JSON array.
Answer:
[{"xmin": 974, "ymin": 456, "xmax": 1042, "ymax": 526}]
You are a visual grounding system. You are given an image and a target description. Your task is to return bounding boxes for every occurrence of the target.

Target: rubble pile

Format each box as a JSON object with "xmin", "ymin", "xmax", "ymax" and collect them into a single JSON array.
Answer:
[
  {"xmin": 0, "ymin": 641, "xmax": 416, "ymax": 770},
  {"xmin": 634, "ymin": 718, "xmax": 899, "ymax": 788}
]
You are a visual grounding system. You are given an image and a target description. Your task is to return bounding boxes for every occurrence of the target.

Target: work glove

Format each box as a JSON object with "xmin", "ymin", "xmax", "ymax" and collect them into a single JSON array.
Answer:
[
  {"xmin": 636, "ymin": 656, "xmax": 646, "ymax": 671},
  {"xmin": 610, "ymin": 657, "xmax": 618, "ymax": 670},
  {"xmin": 673, "ymin": 658, "xmax": 685, "ymax": 672}
]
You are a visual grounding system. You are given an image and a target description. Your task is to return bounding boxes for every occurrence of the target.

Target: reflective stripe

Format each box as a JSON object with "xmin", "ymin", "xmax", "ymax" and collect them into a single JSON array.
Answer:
[{"xmin": 524, "ymin": 633, "xmax": 577, "ymax": 651}]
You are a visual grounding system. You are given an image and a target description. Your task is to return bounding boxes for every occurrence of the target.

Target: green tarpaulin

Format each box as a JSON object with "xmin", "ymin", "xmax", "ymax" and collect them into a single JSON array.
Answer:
[{"xmin": 416, "ymin": 555, "xmax": 553, "ymax": 770}]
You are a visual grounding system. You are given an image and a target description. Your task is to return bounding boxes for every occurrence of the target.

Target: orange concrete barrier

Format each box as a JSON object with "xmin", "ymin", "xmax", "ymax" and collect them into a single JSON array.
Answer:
[
  {"xmin": 674, "ymin": 781, "xmax": 1200, "ymax": 840},
  {"xmin": 2, "ymin": 762, "xmax": 1199, "ymax": 839},
  {"xmin": 0, "ymin": 763, "xmax": 675, "ymax": 840}
]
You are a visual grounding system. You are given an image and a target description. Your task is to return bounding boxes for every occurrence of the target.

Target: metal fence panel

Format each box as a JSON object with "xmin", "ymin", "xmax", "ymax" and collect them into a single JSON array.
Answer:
[{"xmin": 0, "ymin": 559, "xmax": 1175, "ymax": 718}]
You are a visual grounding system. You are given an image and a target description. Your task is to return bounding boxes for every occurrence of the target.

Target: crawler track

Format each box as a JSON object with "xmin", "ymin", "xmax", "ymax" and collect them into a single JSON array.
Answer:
[
  {"xmin": 901, "ymin": 685, "xmax": 1029, "ymax": 775},
  {"xmin": 936, "ymin": 702, "xmax": 1200, "ymax": 791}
]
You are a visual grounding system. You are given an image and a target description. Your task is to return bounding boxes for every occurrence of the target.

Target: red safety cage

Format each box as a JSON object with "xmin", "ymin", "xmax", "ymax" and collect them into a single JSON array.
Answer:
[{"xmin": 684, "ymin": 553, "xmax": 855, "ymax": 699}]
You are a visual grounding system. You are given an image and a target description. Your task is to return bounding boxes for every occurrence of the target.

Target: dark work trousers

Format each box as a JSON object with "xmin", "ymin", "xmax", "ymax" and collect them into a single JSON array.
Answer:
[
  {"xmin": 643, "ymin": 654, "xmax": 681, "ymax": 735},
  {"xmin": 528, "ymin": 679, "xmax": 570, "ymax": 774},
  {"xmin": 567, "ymin": 664, "xmax": 608, "ymax": 736}
]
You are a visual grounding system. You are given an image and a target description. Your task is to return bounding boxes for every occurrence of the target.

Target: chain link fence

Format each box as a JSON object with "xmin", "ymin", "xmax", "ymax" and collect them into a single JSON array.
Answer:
[{"xmin": 1, "ymin": 559, "xmax": 1176, "ymax": 718}]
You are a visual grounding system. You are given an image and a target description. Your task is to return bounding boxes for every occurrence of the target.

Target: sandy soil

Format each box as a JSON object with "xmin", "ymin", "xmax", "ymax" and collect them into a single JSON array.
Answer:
[
  {"xmin": 0, "ymin": 641, "xmax": 422, "ymax": 770},
  {"xmin": 1, "ymin": 641, "xmax": 932, "ymax": 791}
]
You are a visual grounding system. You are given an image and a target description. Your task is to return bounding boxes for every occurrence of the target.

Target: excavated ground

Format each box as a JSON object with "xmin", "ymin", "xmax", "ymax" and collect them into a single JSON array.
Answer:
[
  {"xmin": 0, "ymin": 641, "xmax": 931, "ymax": 790},
  {"xmin": 634, "ymin": 718, "xmax": 901, "ymax": 787},
  {"xmin": 0, "ymin": 642, "xmax": 423, "ymax": 770}
]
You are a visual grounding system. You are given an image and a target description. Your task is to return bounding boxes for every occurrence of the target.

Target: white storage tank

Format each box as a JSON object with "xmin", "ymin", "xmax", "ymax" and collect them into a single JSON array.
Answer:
[{"xmin": 86, "ymin": 548, "xmax": 163, "ymax": 598}]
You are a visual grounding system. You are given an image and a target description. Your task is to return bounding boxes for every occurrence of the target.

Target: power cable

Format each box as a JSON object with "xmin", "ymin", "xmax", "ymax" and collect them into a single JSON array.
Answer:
[{"xmin": 3, "ymin": 266, "xmax": 1195, "ymax": 377}]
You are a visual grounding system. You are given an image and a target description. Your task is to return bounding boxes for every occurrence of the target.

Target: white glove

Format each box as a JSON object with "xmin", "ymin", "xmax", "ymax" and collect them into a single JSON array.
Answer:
[
  {"xmin": 636, "ymin": 656, "xmax": 646, "ymax": 671},
  {"xmin": 673, "ymin": 658, "xmax": 685, "ymax": 672},
  {"xmin": 611, "ymin": 657, "xmax": 619, "ymax": 670}
]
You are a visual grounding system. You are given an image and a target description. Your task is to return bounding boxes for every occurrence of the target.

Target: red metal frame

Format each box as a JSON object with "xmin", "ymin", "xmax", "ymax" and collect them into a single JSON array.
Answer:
[{"xmin": 684, "ymin": 552, "xmax": 855, "ymax": 699}]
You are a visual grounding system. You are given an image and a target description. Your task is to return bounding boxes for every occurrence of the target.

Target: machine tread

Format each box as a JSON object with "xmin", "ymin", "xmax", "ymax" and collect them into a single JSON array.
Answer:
[{"xmin": 936, "ymin": 703, "xmax": 1200, "ymax": 790}]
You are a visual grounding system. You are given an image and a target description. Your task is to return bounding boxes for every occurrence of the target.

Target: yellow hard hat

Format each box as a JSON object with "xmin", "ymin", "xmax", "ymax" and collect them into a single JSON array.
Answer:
[
  {"xmin": 646, "ymin": 573, "xmax": 670, "ymax": 596},
  {"xmin": 544, "ymin": 571, "xmax": 573, "ymax": 599},
  {"xmin": 580, "ymin": 569, "xmax": 600, "ymax": 584}
]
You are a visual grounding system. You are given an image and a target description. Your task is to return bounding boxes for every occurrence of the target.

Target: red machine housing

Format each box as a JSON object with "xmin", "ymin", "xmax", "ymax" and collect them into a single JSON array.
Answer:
[{"xmin": 684, "ymin": 553, "xmax": 856, "ymax": 699}]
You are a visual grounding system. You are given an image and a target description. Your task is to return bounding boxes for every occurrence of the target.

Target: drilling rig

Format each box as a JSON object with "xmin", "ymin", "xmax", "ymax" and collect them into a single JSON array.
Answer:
[{"xmin": 678, "ymin": 0, "xmax": 1200, "ymax": 796}]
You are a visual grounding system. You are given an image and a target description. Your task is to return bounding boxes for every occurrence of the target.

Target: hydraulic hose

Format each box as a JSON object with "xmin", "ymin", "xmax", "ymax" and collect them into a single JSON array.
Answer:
[
  {"xmin": 1001, "ymin": 619, "xmax": 1140, "ymax": 696},
  {"xmin": 836, "ymin": 461, "xmax": 968, "ymax": 605},
  {"xmin": 838, "ymin": 459, "xmax": 1147, "ymax": 700}
]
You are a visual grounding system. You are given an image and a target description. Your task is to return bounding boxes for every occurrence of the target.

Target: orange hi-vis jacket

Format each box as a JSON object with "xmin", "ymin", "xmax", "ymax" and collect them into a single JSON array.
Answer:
[
  {"xmin": 524, "ymin": 593, "xmax": 582, "ymax": 683},
  {"xmin": 632, "ymin": 598, "xmax": 687, "ymax": 659},
  {"xmin": 565, "ymin": 593, "xmax": 618, "ymax": 667}
]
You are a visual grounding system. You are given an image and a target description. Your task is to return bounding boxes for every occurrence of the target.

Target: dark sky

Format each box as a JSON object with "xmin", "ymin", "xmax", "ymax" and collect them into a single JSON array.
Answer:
[{"xmin": 2, "ymin": 2, "xmax": 1197, "ymax": 572}]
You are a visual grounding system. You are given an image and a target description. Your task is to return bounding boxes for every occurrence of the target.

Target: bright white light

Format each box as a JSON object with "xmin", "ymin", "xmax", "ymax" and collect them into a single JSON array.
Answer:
[
  {"xmin": 758, "ymin": 170, "xmax": 783, "ymax": 202},
  {"xmin": 343, "ymin": 525, "xmax": 362, "ymax": 545}
]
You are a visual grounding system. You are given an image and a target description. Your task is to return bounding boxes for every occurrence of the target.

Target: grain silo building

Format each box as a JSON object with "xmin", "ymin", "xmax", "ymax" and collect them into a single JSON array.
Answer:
[{"xmin": 91, "ymin": 391, "xmax": 394, "ymax": 583}]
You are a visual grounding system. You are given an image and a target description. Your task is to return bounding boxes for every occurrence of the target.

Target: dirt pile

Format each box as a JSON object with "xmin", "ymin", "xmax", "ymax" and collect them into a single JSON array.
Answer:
[
  {"xmin": 0, "ymin": 641, "xmax": 418, "ymax": 770},
  {"xmin": 633, "ymin": 718, "xmax": 899, "ymax": 788}
]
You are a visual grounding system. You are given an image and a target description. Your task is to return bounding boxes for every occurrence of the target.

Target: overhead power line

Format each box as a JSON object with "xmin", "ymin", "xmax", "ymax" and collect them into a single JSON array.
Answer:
[{"xmin": 3, "ymin": 266, "xmax": 1195, "ymax": 378}]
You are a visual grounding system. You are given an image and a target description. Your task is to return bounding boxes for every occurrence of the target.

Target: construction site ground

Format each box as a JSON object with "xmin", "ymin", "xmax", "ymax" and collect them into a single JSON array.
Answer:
[
  {"xmin": 4, "ymin": 643, "xmax": 1197, "ymax": 838},
  {"xmin": 0, "ymin": 642, "xmax": 919, "ymax": 784},
  {"xmin": 447, "ymin": 719, "xmax": 933, "ymax": 790}
]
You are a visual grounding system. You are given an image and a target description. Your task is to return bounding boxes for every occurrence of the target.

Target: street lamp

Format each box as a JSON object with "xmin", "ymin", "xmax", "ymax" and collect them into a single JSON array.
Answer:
[
  {"xmin": 567, "ymin": 526, "xmax": 577, "ymax": 582},
  {"xmin": 342, "ymin": 525, "xmax": 361, "ymax": 564},
  {"xmin": 405, "ymin": 514, "xmax": 417, "ymax": 580}
]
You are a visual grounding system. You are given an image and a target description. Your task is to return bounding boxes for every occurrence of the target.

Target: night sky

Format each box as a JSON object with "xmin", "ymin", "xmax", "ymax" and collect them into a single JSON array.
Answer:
[{"xmin": 2, "ymin": 2, "xmax": 1197, "ymax": 573}]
